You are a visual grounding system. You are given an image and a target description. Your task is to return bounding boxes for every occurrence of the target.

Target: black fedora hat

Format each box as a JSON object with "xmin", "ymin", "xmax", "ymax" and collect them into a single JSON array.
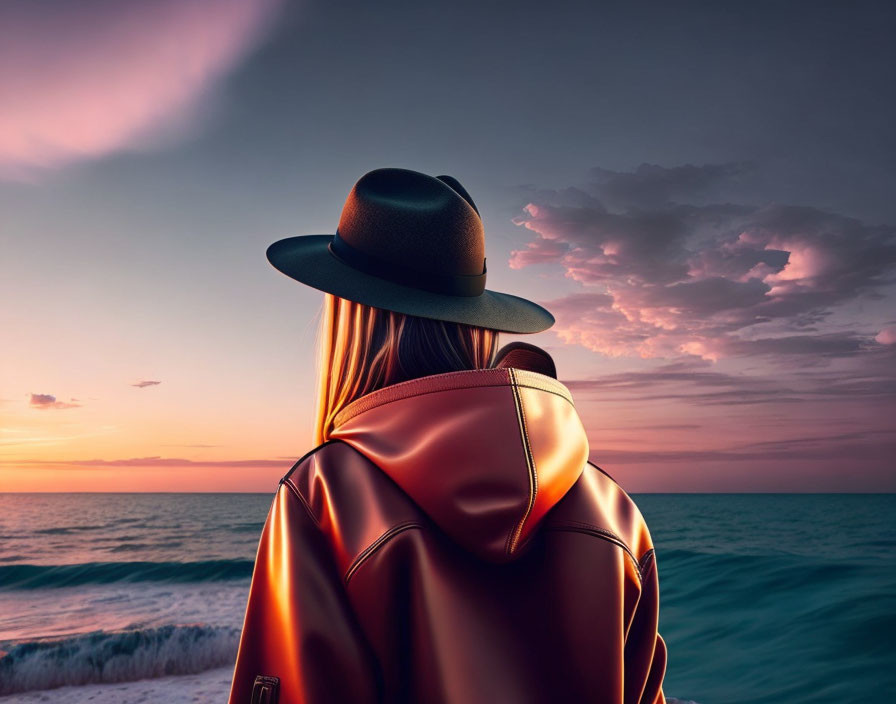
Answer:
[{"xmin": 265, "ymin": 167, "xmax": 554, "ymax": 334}]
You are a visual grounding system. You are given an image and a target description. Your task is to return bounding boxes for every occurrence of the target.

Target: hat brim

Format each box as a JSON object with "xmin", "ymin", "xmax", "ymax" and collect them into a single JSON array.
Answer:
[{"xmin": 266, "ymin": 235, "xmax": 554, "ymax": 334}]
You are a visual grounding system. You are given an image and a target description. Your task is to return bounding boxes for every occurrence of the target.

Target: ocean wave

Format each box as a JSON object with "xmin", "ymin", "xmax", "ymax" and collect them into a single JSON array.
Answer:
[
  {"xmin": 0, "ymin": 560, "xmax": 254, "ymax": 589},
  {"xmin": 0, "ymin": 624, "xmax": 240, "ymax": 696},
  {"xmin": 33, "ymin": 525, "xmax": 108, "ymax": 535},
  {"xmin": 0, "ymin": 624, "xmax": 702, "ymax": 702}
]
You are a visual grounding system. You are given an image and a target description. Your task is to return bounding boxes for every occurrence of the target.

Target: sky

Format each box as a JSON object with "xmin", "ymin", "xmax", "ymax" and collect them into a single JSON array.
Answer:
[{"xmin": 1, "ymin": 0, "xmax": 894, "ymax": 492}]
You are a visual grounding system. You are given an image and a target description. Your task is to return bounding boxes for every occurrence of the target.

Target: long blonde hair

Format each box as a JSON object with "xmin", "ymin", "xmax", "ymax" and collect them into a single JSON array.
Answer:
[{"xmin": 313, "ymin": 294, "xmax": 499, "ymax": 445}]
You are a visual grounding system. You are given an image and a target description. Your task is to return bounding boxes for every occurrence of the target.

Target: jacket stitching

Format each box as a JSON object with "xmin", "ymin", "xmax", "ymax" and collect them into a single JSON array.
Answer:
[
  {"xmin": 333, "ymin": 369, "xmax": 574, "ymax": 428},
  {"xmin": 339, "ymin": 380, "xmax": 511, "ymax": 428},
  {"xmin": 336, "ymin": 369, "xmax": 511, "ymax": 426},
  {"xmin": 548, "ymin": 519, "xmax": 635, "ymax": 558},
  {"xmin": 283, "ymin": 466, "xmax": 424, "ymax": 585},
  {"xmin": 506, "ymin": 368, "xmax": 538, "ymax": 556},
  {"xmin": 586, "ymin": 460, "xmax": 619, "ymax": 486},
  {"xmin": 278, "ymin": 440, "xmax": 356, "ymax": 528},
  {"xmin": 279, "ymin": 439, "xmax": 343, "ymax": 484},
  {"xmin": 511, "ymin": 369, "xmax": 576, "ymax": 402},
  {"xmin": 544, "ymin": 521, "xmax": 643, "ymax": 582},
  {"xmin": 281, "ymin": 477, "xmax": 322, "ymax": 529},
  {"xmin": 547, "ymin": 524, "xmax": 641, "ymax": 583},
  {"xmin": 344, "ymin": 521, "xmax": 424, "ymax": 584},
  {"xmin": 638, "ymin": 548, "xmax": 656, "ymax": 575},
  {"xmin": 505, "ymin": 371, "xmax": 530, "ymax": 554}
]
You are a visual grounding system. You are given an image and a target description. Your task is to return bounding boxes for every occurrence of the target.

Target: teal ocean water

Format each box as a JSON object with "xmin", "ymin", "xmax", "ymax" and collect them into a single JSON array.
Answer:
[
  {"xmin": 638, "ymin": 493, "xmax": 896, "ymax": 704},
  {"xmin": 0, "ymin": 492, "xmax": 893, "ymax": 701}
]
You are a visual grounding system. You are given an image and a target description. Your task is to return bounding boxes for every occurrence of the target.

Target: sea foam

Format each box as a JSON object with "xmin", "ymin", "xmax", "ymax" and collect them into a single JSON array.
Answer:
[{"xmin": 0, "ymin": 624, "xmax": 239, "ymax": 696}]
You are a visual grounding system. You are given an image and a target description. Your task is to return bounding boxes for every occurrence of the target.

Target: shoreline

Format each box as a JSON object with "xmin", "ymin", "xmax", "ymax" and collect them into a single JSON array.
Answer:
[
  {"xmin": 0, "ymin": 667, "xmax": 234, "ymax": 703},
  {"xmin": 0, "ymin": 667, "xmax": 697, "ymax": 704}
]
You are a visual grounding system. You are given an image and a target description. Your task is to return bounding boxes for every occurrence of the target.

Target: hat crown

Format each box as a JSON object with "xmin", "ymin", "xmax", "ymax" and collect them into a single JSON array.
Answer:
[
  {"xmin": 336, "ymin": 168, "xmax": 486, "ymax": 279},
  {"xmin": 264, "ymin": 166, "xmax": 555, "ymax": 332}
]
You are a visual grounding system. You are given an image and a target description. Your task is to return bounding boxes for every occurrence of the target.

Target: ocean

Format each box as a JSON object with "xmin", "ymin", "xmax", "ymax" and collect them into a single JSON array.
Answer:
[{"xmin": 0, "ymin": 492, "xmax": 893, "ymax": 703}]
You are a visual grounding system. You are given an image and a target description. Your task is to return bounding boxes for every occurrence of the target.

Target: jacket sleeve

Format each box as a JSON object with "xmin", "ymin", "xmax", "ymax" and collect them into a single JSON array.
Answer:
[
  {"xmin": 228, "ymin": 482, "xmax": 381, "ymax": 704},
  {"xmin": 624, "ymin": 549, "xmax": 668, "ymax": 704}
]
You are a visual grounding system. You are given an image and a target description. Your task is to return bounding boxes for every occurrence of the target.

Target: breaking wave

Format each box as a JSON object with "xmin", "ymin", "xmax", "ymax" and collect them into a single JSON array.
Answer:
[{"xmin": 0, "ymin": 624, "xmax": 240, "ymax": 696}]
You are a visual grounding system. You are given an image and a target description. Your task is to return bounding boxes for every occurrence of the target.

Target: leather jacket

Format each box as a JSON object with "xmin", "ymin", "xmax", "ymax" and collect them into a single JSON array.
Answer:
[{"xmin": 228, "ymin": 364, "xmax": 667, "ymax": 704}]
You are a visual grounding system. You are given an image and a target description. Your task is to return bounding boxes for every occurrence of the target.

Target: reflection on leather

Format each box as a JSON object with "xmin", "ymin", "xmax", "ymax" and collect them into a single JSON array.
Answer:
[{"xmin": 229, "ymin": 364, "xmax": 667, "ymax": 703}]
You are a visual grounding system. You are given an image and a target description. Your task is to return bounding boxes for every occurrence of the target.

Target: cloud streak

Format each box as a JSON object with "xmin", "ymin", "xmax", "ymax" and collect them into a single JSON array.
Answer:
[
  {"xmin": 563, "ymin": 355, "xmax": 896, "ymax": 407},
  {"xmin": 0, "ymin": 0, "xmax": 284, "ymax": 179},
  {"xmin": 2, "ymin": 456, "xmax": 288, "ymax": 468},
  {"xmin": 591, "ymin": 428, "xmax": 896, "ymax": 465},
  {"xmin": 132, "ymin": 380, "xmax": 162, "ymax": 388},
  {"xmin": 28, "ymin": 393, "xmax": 81, "ymax": 410}
]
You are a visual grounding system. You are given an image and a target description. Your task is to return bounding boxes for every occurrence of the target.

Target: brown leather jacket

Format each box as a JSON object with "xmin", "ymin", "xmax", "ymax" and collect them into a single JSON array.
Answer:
[{"xmin": 228, "ymin": 366, "xmax": 667, "ymax": 704}]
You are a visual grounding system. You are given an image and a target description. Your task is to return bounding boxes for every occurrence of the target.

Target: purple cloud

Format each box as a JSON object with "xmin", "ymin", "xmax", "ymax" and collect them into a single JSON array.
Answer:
[
  {"xmin": 511, "ymin": 163, "xmax": 896, "ymax": 362},
  {"xmin": 563, "ymin": 354, "xmax": 896, "ymax": 406},
  {"xmin": 29, "ymin": 393, "xmax": 81, "ymax": 410},
  {"xmin": 591, "ymin": 428, "xmax": 896, "ymax": 465},
  {"xmin": 0, "ymin": 0, "xmax": 284, "ymax": 179},
  {"xmin": 877, "ymin": 326, "xmax": 896, "ymax": 345},
  {"xmin": 132, "ymin": 380, "xmax": 162, "ymax": 388}
]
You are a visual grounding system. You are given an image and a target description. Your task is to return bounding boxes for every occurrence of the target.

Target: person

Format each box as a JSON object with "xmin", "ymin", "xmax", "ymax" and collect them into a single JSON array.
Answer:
[{"xmin": 227, "ymin": 168, "xmax": 667, "ymax": 704}]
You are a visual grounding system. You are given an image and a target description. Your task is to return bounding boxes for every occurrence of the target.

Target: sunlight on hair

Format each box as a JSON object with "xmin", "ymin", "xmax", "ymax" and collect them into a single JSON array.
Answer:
[{"xmin": 313, "ymin": 294, "xmax": 499, "ymax": 445}]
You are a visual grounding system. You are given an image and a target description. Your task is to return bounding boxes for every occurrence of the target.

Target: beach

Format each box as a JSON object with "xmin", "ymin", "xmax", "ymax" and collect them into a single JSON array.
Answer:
[
  {"xmin": 0, "ymin": 667, "xmax": 233, "ymax": 703},
  {"xmin": 0, "ymin": 669, "xmax": 697, "ymax": 704}
]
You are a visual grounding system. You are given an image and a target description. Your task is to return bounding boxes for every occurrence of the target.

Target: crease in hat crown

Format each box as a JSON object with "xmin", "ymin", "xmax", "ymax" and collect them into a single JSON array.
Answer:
[{"xmin": 336, "ymin": 168, "xmax": 486, "ymax": 280}]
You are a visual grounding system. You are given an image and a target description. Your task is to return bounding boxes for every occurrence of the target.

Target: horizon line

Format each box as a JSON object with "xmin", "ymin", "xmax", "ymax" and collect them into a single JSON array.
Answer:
[{"xmin": 1, "ymin": 491, "xmax": 893, "ymax": 495}]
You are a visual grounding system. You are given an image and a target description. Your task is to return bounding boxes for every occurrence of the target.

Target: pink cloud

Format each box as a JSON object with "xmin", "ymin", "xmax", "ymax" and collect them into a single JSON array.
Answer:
[
  {"xmin": 0, "ymin": 0, "xmax": 284, "ymax": 179},
  {"xmin": 29, "ymin": 393, "xmax": 81, "ymax": 410},
  {"xmin": 511, "ymin": 165, "xmax": 896, "ymax": 362},
  {"xmin": 876, "ymin": 327, "xmax": 896, "ymax": 345}
]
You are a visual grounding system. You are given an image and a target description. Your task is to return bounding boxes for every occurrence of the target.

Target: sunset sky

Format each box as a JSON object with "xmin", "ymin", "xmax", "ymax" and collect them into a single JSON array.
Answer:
[{"xmin": 1, "ymin": 0, "xmax": 894, "ymax": 492}]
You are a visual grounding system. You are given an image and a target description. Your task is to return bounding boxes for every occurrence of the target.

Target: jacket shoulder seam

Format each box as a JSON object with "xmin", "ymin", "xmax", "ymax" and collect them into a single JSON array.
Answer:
[
  {"xmin": 586, "ymin": 460, "xmax": 619, "ymax": 485},
  {"xmin": 344, "ymin": 520, "xmax": 424, "ymax": 584},
  {"xmin": 639, "ymin": 547, "xmax": 657, "ymax": 576},
  {"xmin": 281, "ymin": 476, "xmax": 322, "ymax": 529},
  {"xmin": 583, "ymin": 463, "xmax": 656, "ymax": 569},
  {"xmin": 544, "ymin": 519, "xmax": 643, "ymax": 582},
  {"xmin": 279, "ymin": 438, "xmax": 344, "ymax": 484}
]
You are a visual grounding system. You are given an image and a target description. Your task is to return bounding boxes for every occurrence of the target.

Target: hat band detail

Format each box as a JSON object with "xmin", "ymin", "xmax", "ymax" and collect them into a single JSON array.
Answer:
[{"xmin": 328, "ymin": 232, "xmax": 487, "ymax": 297}]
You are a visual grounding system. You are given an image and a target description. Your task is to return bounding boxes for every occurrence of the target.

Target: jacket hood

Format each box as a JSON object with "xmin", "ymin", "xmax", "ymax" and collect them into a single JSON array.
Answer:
[{"xmin": 330, "ymin": 366, "xmax": 589, "ymax": 562}]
